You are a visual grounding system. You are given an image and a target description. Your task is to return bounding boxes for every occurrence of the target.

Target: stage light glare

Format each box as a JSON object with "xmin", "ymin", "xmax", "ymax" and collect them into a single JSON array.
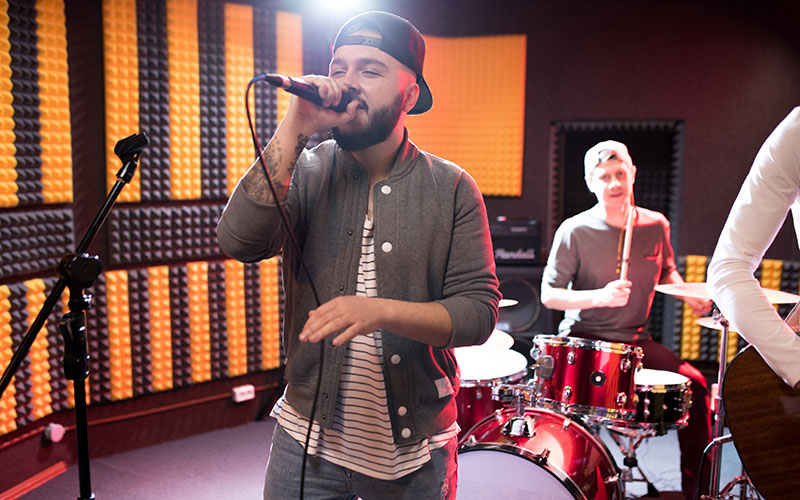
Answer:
[{"xmin": 313, "ymin": 0, "xmax": 367, "ymax": 15}]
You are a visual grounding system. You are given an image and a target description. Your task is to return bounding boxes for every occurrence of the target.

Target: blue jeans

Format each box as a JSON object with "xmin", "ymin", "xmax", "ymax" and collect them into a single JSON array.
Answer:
[{"xmin": 263, "ymin": 424, "xmax": 458, "ymax": 500}]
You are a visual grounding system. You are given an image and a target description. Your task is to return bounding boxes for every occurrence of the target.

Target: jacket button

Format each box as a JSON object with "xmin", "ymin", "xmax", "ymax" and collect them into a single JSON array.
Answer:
[
  {"xmin": 348, "ymin": 230, "xmax": 353, "ymax": 236},
  {"xmin": 381, "ymin": 185, "xmax": 391, "ymax": 195},
  {"xmin": 401, "ymin": 428, "xmax": 411, "ymax": 438},
  {"xmin": 339, "ymin": 285, "xmax": 344, "ymax": 291},
  {"xmin": 397, "ymin": 406, "xmax": 407, "ymax": 416},
  {"xmin": 390, "ymin": 354, "xmax": 401, "ymax": 365},
  {"xmin": 381, "ymin": 242, "xmax": 392, "ymax": 253},
  {"xmin": 323, "ymin": 393, "xmax": 329, "ymax": 399}
]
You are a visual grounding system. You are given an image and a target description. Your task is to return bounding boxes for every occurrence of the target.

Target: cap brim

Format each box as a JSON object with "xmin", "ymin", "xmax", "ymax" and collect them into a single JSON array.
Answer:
[{"xmin": 409, "ymin": 76, "xmax": 432, "ymax": 115}]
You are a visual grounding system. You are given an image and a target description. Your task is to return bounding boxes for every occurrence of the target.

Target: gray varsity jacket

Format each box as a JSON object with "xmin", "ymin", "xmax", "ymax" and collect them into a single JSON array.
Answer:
[{"xmin": 216, "ymin": 131, "xmax": 500, "ymax": 444}]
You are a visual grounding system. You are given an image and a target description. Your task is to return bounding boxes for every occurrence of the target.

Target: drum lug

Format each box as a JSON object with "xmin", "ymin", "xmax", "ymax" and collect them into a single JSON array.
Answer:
[
  {"xmin": 561, "ymin": 385, "xmax": 572, "ymax": 403},
  {"xmin": 620, "ymin": 357, "xmax": 632, "ymax": 372},
  {"xmin": 532, "ymin": 447, "xmax": 551, "ymax": 465},
  {"xmin": 461, "ymin": 434, "xmax": 478, "ymax": 447},
  {"xmin": 616, "ymin": 392, "xmax": 627, "ymax": 408},
  {"xmin": 567, "ymin": 351, "xmax": 576, "ymax": 365}
]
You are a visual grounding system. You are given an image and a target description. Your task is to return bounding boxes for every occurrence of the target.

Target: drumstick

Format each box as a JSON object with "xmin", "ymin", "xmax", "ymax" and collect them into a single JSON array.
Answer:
[{"xmin": 619, "ymin": 201, "xmax": 635, "ymax": 280}]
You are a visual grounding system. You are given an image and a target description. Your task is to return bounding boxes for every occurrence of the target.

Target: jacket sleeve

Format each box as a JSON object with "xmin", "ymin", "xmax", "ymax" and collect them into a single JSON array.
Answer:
[
  {"xmin": 707, "ymin": 106, "xmax": 800, "ymax": 387},
  {"xmin": 216, "ymin": 154, "xmax": 308, "ymax": 263},
  {"xmin": 440, "ymin": 170, "xmax": 501, "ymax": 349}
]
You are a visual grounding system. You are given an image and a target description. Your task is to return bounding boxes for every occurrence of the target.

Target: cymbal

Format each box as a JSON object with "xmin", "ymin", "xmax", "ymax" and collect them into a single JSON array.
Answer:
[
  {"xmin": 696, "ymin": 316, "xmax": 735, "ymax": 331},
  {"xmin": 455, "ymin": 329, "xmax": 514, "ymax": 353},
  {"xmin": 499, "ymin": 299, "xmax": 518, "ymax": 308},
  {"xmin": 655, "ymin": 282, "xmax": 800, "ymax": 304}
]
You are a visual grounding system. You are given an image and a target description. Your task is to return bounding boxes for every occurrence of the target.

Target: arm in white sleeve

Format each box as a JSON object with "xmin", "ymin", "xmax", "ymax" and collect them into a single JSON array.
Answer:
[{"xmin": 707, "ymin": 107, "xmax": 800, "ymax": 388}]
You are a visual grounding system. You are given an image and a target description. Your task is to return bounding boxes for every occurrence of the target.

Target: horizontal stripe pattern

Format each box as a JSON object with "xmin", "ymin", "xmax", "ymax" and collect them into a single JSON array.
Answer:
[{"xmin": 275, "ymin": 216, "xmax": 456, "ymax": 480}]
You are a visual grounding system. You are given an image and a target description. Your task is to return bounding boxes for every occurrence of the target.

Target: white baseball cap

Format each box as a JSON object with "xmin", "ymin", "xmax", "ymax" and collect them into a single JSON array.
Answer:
[{"xmin": 584, "ymin": 140, "xmax": 634, "ymax": 178}]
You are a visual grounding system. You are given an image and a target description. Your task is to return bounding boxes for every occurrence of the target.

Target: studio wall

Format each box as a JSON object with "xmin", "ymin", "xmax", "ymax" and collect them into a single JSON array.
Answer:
[{"xmin": 2, "ymin": 0, "xmax": 800, "ymax": 493}]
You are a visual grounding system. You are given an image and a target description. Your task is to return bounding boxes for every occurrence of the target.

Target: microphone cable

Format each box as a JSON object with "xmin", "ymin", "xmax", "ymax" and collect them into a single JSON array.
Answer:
[{"xmin": 245, "ymin": 77, "xmax": 325, "ymax": 500}]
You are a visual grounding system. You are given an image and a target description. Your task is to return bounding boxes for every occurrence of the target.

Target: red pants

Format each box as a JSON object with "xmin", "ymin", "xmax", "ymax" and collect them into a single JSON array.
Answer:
[{"xmin": 573, "ymin": 334, "xmax": 712, "ymax": 500}]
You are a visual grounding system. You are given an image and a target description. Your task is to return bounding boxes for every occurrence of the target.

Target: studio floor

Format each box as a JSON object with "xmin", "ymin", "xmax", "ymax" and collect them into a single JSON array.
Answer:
[{"xmin": 17, "ymin": 416, "xmax": 748, "ymax": 500}]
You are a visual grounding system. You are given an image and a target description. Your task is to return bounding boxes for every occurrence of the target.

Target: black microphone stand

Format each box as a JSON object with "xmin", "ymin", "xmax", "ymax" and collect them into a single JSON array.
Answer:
[{"xmin": 0, "ymin": 133, "xmax": 148, "ymax": 500}]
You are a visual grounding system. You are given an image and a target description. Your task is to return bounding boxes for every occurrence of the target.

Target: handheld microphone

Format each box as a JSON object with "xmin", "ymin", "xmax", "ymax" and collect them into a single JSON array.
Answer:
[{"xmin": 254, "ymin": 73, "xmax": 352, "ymax": 113}]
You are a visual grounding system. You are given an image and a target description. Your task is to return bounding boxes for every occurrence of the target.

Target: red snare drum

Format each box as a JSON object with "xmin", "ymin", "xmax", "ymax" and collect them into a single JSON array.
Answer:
[
  {"xmin": 531, "ymin": 335, "xmax": 643, "ymax": 420},
  {"xmin": 454, "ymin": 347, "xmax": 528, "ymax": 439},
  {"xmin": 606, "ymin": 368, "xmax": 692, "ymax": 436},
  {"xmin": 458, "ymin": 407, "xmax": 623, "ymax": 499}
]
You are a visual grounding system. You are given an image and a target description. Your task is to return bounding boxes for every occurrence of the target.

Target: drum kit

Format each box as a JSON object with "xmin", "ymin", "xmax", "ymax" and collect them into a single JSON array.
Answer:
[{"xmin": 453, "ymin": 284, "xmax": 795, "ymax": 500}]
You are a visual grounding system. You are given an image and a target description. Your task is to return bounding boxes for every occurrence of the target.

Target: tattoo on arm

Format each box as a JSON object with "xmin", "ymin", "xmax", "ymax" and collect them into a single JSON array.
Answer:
[
  {"xmin": 295, "ymin": 133, "xmax": 310, "ymax": 157},
  {"xmin": 240, "ymin": 133, "xmax": 310, "ymax": 204}
]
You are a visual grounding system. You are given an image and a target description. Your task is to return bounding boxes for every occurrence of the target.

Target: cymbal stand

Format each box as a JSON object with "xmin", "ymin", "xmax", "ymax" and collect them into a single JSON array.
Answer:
[
  {"xmin": 708, "ymin": 307, "xmax": 730, "ymax": 498},
  {"xmin": 704, "ymin": 308, "xmax": 762, "ymax": 500},
  {"xmin": 717, "ymin": 473, "xmax": 761, "ymax": 500}
]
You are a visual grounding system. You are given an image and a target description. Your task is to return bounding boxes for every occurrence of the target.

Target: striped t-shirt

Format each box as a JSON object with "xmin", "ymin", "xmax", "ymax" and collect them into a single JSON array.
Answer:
[{"xmin": 272, "ymin": 215, "xmax": 458, "ymax": 480}]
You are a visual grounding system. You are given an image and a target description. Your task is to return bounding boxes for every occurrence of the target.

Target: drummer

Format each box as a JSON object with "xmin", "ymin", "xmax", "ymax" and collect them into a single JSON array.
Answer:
[{"xmin": 540, "ymin": 140, "xmax": 712, "ymax": 500}]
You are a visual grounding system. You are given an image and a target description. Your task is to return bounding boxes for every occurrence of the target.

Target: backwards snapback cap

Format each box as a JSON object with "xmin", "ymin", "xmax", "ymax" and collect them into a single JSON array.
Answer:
[
  {"xmin": 584, "ymin": 140, "xmax": 634, "ymax": 178},
  {"xmin": 332, "ymin": 11, "xmax": 432, "ymax": 115}
]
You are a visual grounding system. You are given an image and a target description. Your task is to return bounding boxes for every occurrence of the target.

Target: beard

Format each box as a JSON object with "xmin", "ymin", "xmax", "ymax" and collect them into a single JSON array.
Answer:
[{"xmin": 332, "ymin": 94, "xmax": 404, "ymax": 152}]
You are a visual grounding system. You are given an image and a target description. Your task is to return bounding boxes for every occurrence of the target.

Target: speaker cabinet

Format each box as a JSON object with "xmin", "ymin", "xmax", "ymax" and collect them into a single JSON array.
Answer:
[{"xmin": 496, "ymin": 265, "xmax": 558, "ymax": 338}]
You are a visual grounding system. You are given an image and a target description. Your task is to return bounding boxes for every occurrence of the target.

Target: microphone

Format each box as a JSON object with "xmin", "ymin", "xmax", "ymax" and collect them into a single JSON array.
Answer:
[{"xmin": 254, "ymin": 73, "xmax": 352, "ymax": 113}]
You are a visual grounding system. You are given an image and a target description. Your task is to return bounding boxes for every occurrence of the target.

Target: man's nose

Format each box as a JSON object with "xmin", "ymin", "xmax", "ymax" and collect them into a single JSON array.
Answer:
[{"xmin": 340, "ymin": 70, "xmax": 360, "ymax": 93}]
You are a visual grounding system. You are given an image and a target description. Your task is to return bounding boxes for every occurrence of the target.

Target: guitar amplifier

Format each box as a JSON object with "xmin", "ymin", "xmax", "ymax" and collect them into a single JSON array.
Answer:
[{"xmin": 490, "ymin": 217, "xmax": 541, "ymax": 265}]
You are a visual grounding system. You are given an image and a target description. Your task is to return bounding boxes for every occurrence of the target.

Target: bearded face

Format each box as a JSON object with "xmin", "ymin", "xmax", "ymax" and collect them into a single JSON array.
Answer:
[{"xmin": 332, "ymin": 93, "xmax": 404, "ymax": 152}]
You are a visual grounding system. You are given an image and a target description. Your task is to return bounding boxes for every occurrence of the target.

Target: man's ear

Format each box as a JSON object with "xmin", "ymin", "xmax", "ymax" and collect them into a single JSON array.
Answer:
[{"xmin": 403, "ymin": 82, "xmax": 420, "ymax": 113}]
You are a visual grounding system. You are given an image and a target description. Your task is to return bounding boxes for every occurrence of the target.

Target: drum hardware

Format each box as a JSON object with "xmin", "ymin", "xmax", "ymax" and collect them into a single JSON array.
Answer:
[
  {"xmin": 454, "ymin": 344, "xmax": 528, "ymax": 441},
  {"xmin": 607, "ymin": 431, "xmax": 661, "ymax": 498},
  {"xmin": 705, "ymin": 318, "xmax": 763, "ymax": 500},
  {"xmin": 533, "ymin": 447, "xmax": 551, "ymax": 465},
  {"xmin": 703, "ymin": 473, "xmax": 762, "ymax": 500},
  {"xmin": 530, "ymin": 353, "xmax": 555, "ymax": 378},
  {"xmin": 502, "ymin": 413, "xmax": 533, "ymax": 437}
]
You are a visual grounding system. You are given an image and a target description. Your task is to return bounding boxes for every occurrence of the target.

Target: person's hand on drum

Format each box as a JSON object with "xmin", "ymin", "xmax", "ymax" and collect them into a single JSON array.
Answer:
[{"xmin": 592, "ymin": 279, "xmax": 632, "ymax": 308}]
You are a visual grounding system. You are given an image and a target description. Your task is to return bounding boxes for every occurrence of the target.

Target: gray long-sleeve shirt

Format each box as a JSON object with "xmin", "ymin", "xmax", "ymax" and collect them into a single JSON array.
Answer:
[{"xmin": 217, "ymin": 133, "xmax": 500, "ymax": 444}]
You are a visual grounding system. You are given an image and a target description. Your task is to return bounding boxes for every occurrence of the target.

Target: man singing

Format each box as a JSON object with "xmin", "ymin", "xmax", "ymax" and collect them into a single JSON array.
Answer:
[{"xmin": 217, "ymin": 11, "xmax": 500, "ymax": 500}]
